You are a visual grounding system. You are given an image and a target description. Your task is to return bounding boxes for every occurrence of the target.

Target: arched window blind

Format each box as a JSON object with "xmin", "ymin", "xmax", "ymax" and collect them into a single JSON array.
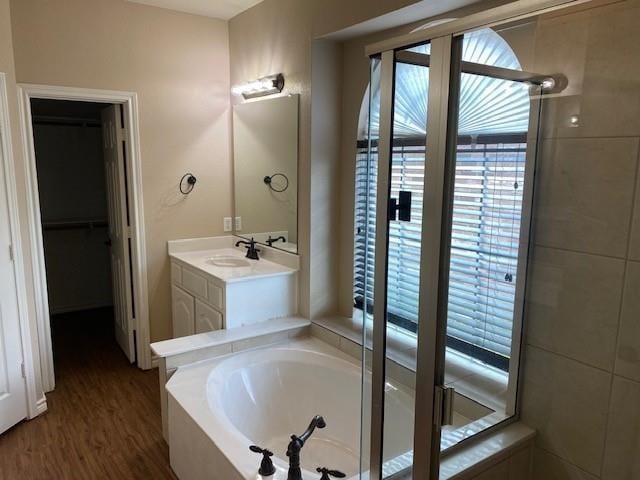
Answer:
[{"xmin": 354, "ymin": 29, "xmax": 531, "ymax": 369}]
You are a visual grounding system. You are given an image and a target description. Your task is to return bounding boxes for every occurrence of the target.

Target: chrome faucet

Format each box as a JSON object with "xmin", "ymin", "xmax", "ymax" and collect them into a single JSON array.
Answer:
[{"xmin": 286, "ymin": 415, "xmax": 326, "ymax": 480}]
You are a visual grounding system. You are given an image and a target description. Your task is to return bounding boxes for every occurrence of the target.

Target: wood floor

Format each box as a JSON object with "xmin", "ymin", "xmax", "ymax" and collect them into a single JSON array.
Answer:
[{"xmin": 0, "ymin": 308, "xmax": 178, "ymax": 480}]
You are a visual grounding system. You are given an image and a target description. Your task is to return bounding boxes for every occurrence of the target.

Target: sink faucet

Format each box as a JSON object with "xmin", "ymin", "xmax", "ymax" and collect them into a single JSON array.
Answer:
[
  {"xmin": 235, "ymin": 238, "xmax": 260, "ymax": 260},
  {"xmin": 286, "ymin": 415, "xmax": 326, "ymax": 480},
  {"xmin": 266, "ymin": 235, "xmax": 287, "ymax": 247}
]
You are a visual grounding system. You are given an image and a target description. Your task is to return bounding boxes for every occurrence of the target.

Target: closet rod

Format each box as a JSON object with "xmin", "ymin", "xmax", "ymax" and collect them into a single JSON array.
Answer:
[
  {"xmin": 43, "ymin": 219, "xmax": 108, "ymax": 231},
  {"xmin": 32, "ymin": 115, "xmax": 102, "ymax": 128}
]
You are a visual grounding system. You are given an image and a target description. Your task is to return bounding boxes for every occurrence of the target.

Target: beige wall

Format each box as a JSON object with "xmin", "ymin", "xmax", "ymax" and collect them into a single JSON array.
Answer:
[{"xmin": 9, "ymin": 0, "xmax": 231, "ymax": 342}]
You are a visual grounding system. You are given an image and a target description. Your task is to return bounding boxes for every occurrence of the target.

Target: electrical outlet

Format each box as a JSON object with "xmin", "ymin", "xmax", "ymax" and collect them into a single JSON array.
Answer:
[
  {"xmin": 234, "ymin": 216, "xmax": 242, "ymax": 231},
  {"xmin": 223, "ymin": 217, "xmax": 233, "ymax": 232}
]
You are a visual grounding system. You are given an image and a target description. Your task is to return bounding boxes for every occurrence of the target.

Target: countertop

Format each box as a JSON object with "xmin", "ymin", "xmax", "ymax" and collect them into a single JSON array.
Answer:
[{"xmin": 169, "ymin": 247, "xmax": 297, "ymax": 284}]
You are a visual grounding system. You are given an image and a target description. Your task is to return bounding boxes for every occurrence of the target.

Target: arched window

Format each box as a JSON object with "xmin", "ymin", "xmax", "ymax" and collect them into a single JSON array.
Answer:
[{"xmin": 354, "ymin": 28, "xmax": 530, "ymax": 367}]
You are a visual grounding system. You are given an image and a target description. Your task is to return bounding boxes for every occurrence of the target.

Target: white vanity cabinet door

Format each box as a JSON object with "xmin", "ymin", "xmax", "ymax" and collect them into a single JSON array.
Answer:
[
  {"xmin": 181, "ymin": 268, "xmax": 208, "ymax": 300},
  {"xmin": 172, "ymin": 285, "xmax": 195, "ymax": 338},
  {"xmin": 195, "ymin": 299, "xmax": 223, "ymax": 334}
]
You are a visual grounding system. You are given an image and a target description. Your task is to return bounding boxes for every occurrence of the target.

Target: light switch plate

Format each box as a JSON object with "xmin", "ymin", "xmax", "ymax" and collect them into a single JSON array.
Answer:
[
  {"xmin": 223, "ymin": 217, "xmax": 233, "ymax": 232},
  {"xmin": 234, "ymin": 216, "xmax": 242, "ymax": 231}
]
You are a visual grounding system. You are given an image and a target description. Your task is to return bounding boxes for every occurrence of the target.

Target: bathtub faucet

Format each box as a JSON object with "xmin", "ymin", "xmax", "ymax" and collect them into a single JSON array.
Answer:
[{"xmin": 286, "ymin": 415, "xmax": 326, "ymax": 480}]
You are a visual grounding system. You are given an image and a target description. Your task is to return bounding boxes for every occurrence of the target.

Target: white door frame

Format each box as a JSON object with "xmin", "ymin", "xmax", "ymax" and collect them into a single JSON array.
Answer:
[
  {"xmin": 0, "ymin": 73, "xmax": 44, "ymax": 419},
  {"xmin": 17, "ymin": 84, "xmax": 152, "ymax": 394}
]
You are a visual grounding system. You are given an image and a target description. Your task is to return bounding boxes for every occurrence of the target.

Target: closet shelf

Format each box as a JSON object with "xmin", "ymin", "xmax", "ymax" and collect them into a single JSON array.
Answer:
[{"xmin": 42, "ymin": 219, "xmax": 108, "ymax": 231}]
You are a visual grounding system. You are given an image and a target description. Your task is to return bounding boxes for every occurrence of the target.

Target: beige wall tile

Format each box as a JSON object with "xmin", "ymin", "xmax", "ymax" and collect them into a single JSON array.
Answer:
[
  {"xmin": 536, "ymin": 2, "xmax": 640, "ymax": 139},
  {"xmin": 533, "ymin": 137, "xmax": 639, "ymax": 257},
  {"xmin": 531, "ymin": 448, "xmax": 599, "ymax": 480},
  {"xmin": 472, "ymin": 460, "xmax": 509, "ymax": 480},
  {"xmin": 578, "ymin": 3, "xmax": 640, "ymax": 138},
  {"xmin": 520, "ymin": 346, "xmax": 611, "ymax": 474},
  {"xmin": 508, "ymin": 446, "xmax": 532, "ymax": 480},
  {"xmin": 615, "ymin": 261, "xmax": 640, "ymax": 381},
  {"xmin": 602, "ymin": 376, "xmax": 640, "ymax": 480},
  {"xmin": 534, "ymin": 10, "xmax": 590, "ymax": 140},
  {"xmin": 525, "ymin": 247, "xmax": 625, "ymax": 370}
]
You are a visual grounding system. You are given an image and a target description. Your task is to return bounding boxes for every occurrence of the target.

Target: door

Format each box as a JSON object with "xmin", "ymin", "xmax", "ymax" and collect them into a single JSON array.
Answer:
[
  {"xmin": 102, "ymin": 105, "xmax": 135, "ymax": 363},
  {"xmin": 0, "ymin": 131, "xmax": 27, "ymax": 434},
  {"xmin": 365, "ymin": 39, "xmax": 450, "ymax": 479}
]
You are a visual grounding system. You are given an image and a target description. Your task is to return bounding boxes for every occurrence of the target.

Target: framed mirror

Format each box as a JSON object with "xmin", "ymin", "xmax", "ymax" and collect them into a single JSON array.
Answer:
[{"xmin": 233, "ymin": 95, "xmax": 299, "ymax": 253}]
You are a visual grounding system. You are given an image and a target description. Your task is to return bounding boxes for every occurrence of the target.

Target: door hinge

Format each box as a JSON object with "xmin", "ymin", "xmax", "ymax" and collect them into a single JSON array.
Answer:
[
  {"xmin": 20, "ymin": 363, "xmax": 26, "ymax": 378},
  {"xmin": 433, "ymin": 385, "xmax": 455, "ymax": 427},
  {"xmin": 8, "ymin": 244, "xmax": 13, "ymax": 261}
]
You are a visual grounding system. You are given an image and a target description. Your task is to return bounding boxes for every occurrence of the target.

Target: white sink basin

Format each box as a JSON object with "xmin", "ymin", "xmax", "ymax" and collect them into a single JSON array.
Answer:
[{"xmin": 206, "ymin": 255, "xmax": 251, "ymax": 268}]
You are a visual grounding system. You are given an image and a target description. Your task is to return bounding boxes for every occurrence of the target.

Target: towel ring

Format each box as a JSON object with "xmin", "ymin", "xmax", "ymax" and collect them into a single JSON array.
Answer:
[
  {"xmin": 263, "ymin": 173, "xmax": 289, "ymax": 193},
  {"xmin": 180, "ymin": 173, "xmax": 197, "ymax": 194}
]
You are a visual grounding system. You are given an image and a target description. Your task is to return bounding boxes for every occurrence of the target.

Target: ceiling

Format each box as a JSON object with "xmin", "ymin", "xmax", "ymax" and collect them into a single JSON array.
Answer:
[{"xmin": 127, "ymin": 0, "xmax": 263, "ymax": 20}]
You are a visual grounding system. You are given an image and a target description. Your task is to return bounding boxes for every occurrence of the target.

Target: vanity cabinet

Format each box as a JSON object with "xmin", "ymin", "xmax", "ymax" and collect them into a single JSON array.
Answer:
[
  {"xmin": 170, "ymin": 257, "xmax": 297, "ymax": 338},
  {"xmin": 171, "ymin": 263, "xmax": 226, "ymax": 337}
]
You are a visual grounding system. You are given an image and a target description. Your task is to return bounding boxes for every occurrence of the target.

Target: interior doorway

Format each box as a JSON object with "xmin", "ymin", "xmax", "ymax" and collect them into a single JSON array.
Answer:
[
  {"xmin": 30, "ymin": 99, "xmax": 136, "ymax": 376},
  {"xmin": 17, "ymin": 85, "xmax": 151, "ymax": 399}
]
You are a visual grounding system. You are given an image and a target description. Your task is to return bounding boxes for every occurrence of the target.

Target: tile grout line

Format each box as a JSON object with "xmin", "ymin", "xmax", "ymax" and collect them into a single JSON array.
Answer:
[
  {"xmin": 524, "ymin": 342, "xmax": 614, "ymax": 376},
  {"xmin": 597, "ymin": 137, "xmax": 640, "ymax": 479},
  {"xmin": 535, "ymin": 445, "xmax": 599, "ymax": 479},
  {"xmin": 532, "ymin": 242, "xmax": 627, "ymax": 262},
  {"xmin": 541, "ymin": 134, "xmax": 640, "ymax": 141}
]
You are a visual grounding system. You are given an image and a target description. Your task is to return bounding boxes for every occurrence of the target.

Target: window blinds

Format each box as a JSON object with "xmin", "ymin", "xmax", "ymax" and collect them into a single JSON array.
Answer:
[{"xmin": 353, "ymin": 134, "xmax": 526, "ymax": 366}]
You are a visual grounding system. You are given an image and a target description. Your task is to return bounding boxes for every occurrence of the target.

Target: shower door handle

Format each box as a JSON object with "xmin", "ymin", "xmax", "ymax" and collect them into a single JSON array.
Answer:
[{"xmin": 389, "ymin": 190, "xmax": 412, "ymax": 222}]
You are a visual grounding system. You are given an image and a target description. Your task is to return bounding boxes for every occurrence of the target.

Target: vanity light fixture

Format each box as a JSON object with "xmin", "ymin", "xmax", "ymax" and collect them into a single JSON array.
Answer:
[{"xmin": 231, "ymin": 73, "xmax": 285, "ymax": 99}]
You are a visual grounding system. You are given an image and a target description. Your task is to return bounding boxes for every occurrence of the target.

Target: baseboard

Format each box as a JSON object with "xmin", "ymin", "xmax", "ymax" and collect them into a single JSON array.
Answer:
[
  {"xmin": 28, "ymin": 395, "xmax": 48, "ymax": 419},
  {"xmin": 151, "ymin": 355, "xmax": 160, "ymax": 369}
]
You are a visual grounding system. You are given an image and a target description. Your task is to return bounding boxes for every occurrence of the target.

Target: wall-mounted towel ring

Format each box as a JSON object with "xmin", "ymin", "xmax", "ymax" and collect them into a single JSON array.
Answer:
[
  {"xmin": 180, "ymin": 173, "xmax": 197, "ymax": 194},
  {"xmin": 263, "ymin": 173, "xmax": 289, "ymax": 193}
]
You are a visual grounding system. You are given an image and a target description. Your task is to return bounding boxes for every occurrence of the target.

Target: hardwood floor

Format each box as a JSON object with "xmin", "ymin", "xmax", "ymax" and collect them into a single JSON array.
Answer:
[{"xmin": 0, "ymin": 308, "xmax": 177, "ymax": 480}]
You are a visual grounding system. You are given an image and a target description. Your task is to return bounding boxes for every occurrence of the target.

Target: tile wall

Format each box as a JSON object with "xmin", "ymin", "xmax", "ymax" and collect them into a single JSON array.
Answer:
[{"xmin": 521, "ymin": 1, "xmax": 640, "ymax": 478}]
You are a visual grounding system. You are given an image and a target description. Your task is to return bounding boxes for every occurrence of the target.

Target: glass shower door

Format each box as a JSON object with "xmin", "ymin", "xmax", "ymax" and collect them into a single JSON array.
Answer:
[
  {"xmin": 362, "ymin": 24, "xmax": 550, "ymax": 480},
  {"xmin": 363, "ymin": 37, "xmax": 455, "ymax": 479}
]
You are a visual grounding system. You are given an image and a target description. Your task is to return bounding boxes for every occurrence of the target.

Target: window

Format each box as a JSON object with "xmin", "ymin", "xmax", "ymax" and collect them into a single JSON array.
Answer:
[{"xmin": 354, "ymin": 29, "xmax": 530, "ymax": 370}]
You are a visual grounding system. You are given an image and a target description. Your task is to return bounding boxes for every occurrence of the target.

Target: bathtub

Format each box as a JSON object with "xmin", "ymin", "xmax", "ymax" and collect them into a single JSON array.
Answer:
[
  {"xmin": 165, "ymin": 336, "xmax": 492, "ymax": 480},
  {"xmin": 166, "ymin": 337, "xmax": 417, "ymax": 480}
]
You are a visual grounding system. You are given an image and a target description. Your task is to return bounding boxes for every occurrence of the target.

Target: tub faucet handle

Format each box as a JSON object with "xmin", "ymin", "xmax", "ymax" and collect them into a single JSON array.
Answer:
[
  {"xmin": 316, "ymin": 467, "xmax": 346, "ymax": 480},
  {"xmin": 249, "ymin": 445, "xmax": 276, "ymax": 476}
]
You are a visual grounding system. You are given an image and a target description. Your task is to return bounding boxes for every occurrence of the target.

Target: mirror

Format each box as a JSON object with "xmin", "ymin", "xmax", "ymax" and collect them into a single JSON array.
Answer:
[{"xmin": 233, "ymin": 95, "xmax": 299, "ymax": 253}]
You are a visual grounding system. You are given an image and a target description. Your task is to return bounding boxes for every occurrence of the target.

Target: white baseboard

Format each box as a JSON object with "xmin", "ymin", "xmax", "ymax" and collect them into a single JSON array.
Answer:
[{"xmin": 29, "ymin": 395, "xmax": 48, "ymax": 419}]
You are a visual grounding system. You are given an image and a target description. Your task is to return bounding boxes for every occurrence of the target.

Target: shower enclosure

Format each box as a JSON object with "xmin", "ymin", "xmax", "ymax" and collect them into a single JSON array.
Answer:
[{"xmin": 354, "ymin": 0, "xmax": 584, "ymax": 477}]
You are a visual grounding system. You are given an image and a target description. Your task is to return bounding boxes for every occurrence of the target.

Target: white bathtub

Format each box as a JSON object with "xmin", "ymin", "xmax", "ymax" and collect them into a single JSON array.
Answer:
[{"xmin": 166, "ymin": 337, "xmax": 415, "ymax": 480}]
